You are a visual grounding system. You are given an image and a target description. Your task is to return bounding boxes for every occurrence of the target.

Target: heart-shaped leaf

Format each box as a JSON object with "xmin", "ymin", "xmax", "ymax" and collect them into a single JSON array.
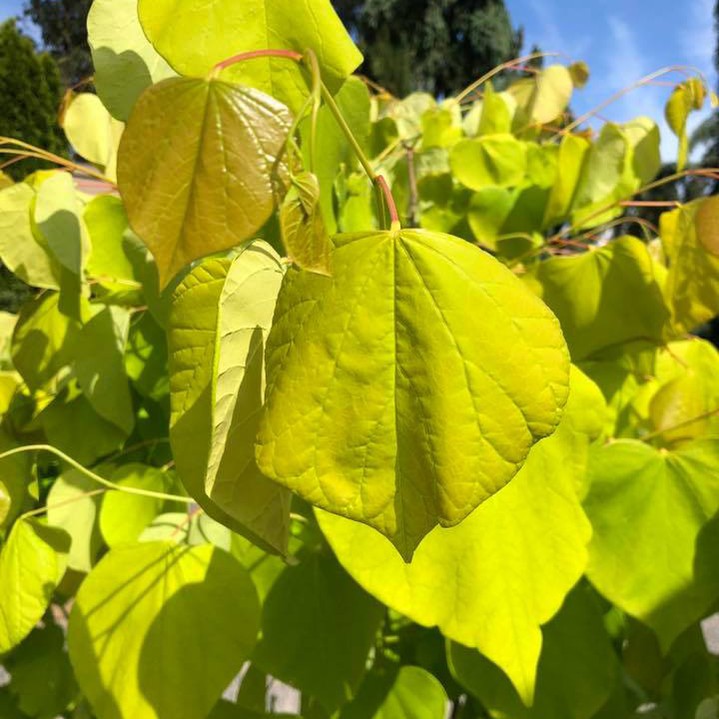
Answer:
[
  {"xmin": 118, "ymin": 77, "xmax": 292, "ymax": 287},
  {"xmin": 257, "ymin": 228, "xmax": 570, "ymax": 559}
]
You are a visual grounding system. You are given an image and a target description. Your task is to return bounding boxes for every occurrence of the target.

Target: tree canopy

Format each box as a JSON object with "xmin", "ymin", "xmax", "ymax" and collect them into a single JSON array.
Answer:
[{"xmin": 332, "ymin": 0, "xmax": 521, "ymax": 96}]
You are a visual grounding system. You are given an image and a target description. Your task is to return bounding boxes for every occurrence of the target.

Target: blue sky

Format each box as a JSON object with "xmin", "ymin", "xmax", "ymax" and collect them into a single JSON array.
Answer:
[
  {"xmin": 1, "ymin": 0, "xmax": 715, "ymax": 158},
  {"xmin": 505, "ymin": 0, "xmax": 717, "ymax": 158}
]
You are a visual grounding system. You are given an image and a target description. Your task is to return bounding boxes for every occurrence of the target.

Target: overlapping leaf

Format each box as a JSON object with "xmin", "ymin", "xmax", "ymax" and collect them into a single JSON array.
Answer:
[
  {"xmin": 317, "ymin": 368, "xmax": 599, "ymax": 702},
  {"xmin": 584, "ymin": 438, "xmax": 719, "ymax": 650},
  {"xmin": 137, "ymin": 0, "xmax": 362, "ymax": 113},
  {"xmin": 169, "ymin": 243, "xmax": 290, "ymax": 554},
  {"xmin": 258, "ymin": 228, "xmax": 569, "ymax": 559},
  {"xmin": 68, "ymin": 542, "xmax": 260, "ymax": 719},
  {"xmin": 118, "ymin": 78, "xmax": 292, "ymax": 287},
  {"xmin": 0, "ymin": 519, "xmax": 70, "ymax": 654},
  {"xmin": 87, "ymin": 0, "xmax": 176, "ymax": 121}
]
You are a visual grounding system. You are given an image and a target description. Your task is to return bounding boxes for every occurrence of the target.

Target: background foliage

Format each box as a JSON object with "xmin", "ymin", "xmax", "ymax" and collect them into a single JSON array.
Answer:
[{"xmin": 0, "ymin": 1, "xmax": 719, "ymax": 719}]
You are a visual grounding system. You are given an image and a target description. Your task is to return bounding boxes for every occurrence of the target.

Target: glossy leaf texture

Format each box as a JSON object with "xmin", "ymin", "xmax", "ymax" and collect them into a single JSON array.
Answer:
[
  {"xmin": 137, "ymin": 0, "xmax": 362, "ymax": 113},
  {"xmin": 318, "ymin": 367, "xmax": 600, "ymax": 703},
  {"xmin": 118, "ymin": 77, "xmax": 292, "ymax": 287},
  {"xmin": 169, "ymin": 242, "xmax": 291, "ymax": 554},
  {"xmin": 257, "ymin": 228, "xmax": 570, "ymax": 559},
  {"xmin": 68, "ymin": 542, "xmax": 260, "ymax": 719}
]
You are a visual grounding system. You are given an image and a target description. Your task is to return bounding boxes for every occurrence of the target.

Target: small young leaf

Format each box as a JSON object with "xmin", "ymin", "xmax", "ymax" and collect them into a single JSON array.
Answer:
[
  {"xmin": 450, "ymin": 134, "xmax": 527, "ymax": 190},
  {"xmin": 118, "ymin": 78, "xmax": 292, "ymax": 288},
  {"xmin": 665, "ymin": 78, "xmax": 706, "ymax": 171},
  {"xmin": 73, "ymin": 306, "xmax": 135, "ymax": 436},
  {"xmin": 0, "ymin": 182, "xmax": 60, "ymax": 290},
  {"xmin": 99, "ymin": 464, "xmax": 175, "ymax": 547},
  {"xmin": 0, "ymin": 519, "xmax": 70, "ymax": 654},
  {"xmin": 258, "ymin": 228, "xmax": 570, "ymax": 559},
  {"xmin": 62, "ymin": 92, "xmax": 124, "ymax": 177},
  {"xmin": 280, "ymin": 172, "xmax": 332, "ymax": 275},
  {"xmin": 338, "ymin": 665, "xmax": 448, "ymax": 719}
]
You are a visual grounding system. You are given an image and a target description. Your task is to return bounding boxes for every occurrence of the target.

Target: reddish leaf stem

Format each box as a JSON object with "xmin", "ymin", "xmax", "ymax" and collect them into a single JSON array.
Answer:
[
  {"xmin": 211, "ymin": 48, "xmax": 303, "ymax": 76},
  {"xmin": 376, "ymin": 175, "xmax": 401, "ymax": 231}
]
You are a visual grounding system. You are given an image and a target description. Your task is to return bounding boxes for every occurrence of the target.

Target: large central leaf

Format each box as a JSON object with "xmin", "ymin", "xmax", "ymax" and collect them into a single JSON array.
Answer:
[
  {"xmin": 257, "ymin": 228, "xmax": 570, "ymax": 559},
  {"xmin": 118, "ymin": 77, "xmax": 291, "ymax": 287}
]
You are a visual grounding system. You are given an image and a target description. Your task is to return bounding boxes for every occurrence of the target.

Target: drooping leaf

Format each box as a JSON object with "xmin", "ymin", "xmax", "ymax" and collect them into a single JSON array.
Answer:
[
  {"xmin": 47, "ymin": 470, "xmax": 103, "ymax": 573},
  {"xmin": 527, "ymin": 236, "xmax": 669, "ymax": 360},
  {"xmin": 118, "ymin": 77, "xmax": 292, "ymax": 287},
  {"xmin": 583, "ymin": 438, "xmax": 719, "ymax": 650},
  {"xmin": 68, "ymin": 542, "xmax": 260, "ymax": 719},
  {"xmin": 253, "ymin": 550, "xmax": 384, "ymax": 711},
  {"xmin": 279, "ymin": 171, "xmax": 332, "ymax": 275},
  {"xmin": 450, "ymin": 135, "xmax": 527, "ymax": 190},
  {"xmin": 72, "ymin": 306, "xmax": 135, "ymax": 436},
  {"xmin": 34, "ymin": 171, "xmax": 90, "ymax": 280},
  {"xmin": 661, "ymin": 198, "xmax": 719, "ymax": 335},
  {"xmin": 0, "ymin": 519, "xmax": 70, "ymax": 654},
  {"xmin": 0, "ymin": 182, "xmax": 60, "ymax": 290},
  {"xmin": 169, "ymin": 243, "xmax": 290, "ymax": 554},
  {"xmin": 139, "ymin": 0, "xmax": 361, "ymax": 112},
  {"xmin": 99, "ymin": 464, "xmax": 176, "ymax": 547},
  {"xmin": 87, "ymin": 0, "xmax": 176, "ymax": 121},
  {"xmin": 317, "ymin": 368, "xmax": 599, "ymax": 703},
  {"xmin": 518, "ymin": 65, "xmax": 574, "ymax": 127},
  {"xmin": 258, "ymin": 229, "xmax": 569, "ymax": 559},
  {"xmin": 542, "ymin": 134, "xmax": 590, "ymax": 227},
  {"xmin": 477, "ymin": 82, "xmax": 513, "ymax": 136},
  {"xmin": 337, "ymin": 665, "xmax": 448, "ymax": 719},
  {"xmin": 62, "ymin": 92, "xmax": 124, "ymax": 178},
  {"xmin": 449, "ymin": 585, "xmax": 620, "ymax": 717},
  {"xmin": 665, "ymin": 78, "xmax": 706, "ymax": 170}
]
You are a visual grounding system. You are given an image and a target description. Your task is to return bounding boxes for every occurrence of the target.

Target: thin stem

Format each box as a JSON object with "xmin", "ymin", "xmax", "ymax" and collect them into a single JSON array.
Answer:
[
  {"xmin": 319, "ymin": 82, "xmax": 376, "ymax": 180},
  {"xmin": 0, "ymin": 138, "xmax": 115, "ymax": 185},
  {"xmin": 210, "ymin": 48, "xmax": 303, "ymax": 77},
  {"xmin": 558, "ymin": 65, "xmax": 710, "ymax": 137},
  {"xmin": 21, "ymin": 488, "xmax": 107, "ymax": 520},
  {"xmin": 303, "ymin": 49, "xmax": 322, "ymax": 174},
  {"xmin": 376, "ymin": 175, "xmax": 401, "ymax": 231},
  {"xmin": 455, "ymin": 51, "xmax": 561, "ymax": 104},
  {"xmin": 641, "ymin": 408, "xmax": 719, "ymax": 443},
  {"xmin": 549, "ymin": 168, "xmax": 719, "ymax": 243},
  {"xmin": 0, "ymin": 445, "xmax": 192, "ymax": 504}
]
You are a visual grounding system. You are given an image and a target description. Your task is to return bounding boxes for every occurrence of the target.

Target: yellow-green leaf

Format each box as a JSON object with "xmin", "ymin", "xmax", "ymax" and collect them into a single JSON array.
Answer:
[
  {"xmin": 0, "ymin": 519, "xmax": 70, "ymax": 654},
  {"xmin": 257, "ymin": 227, "xmax": 569, "ymax": 560},
  {"xmin": 280, "ymin": 171, "xmax": 332, "ymax": 275},
  {"xmin": 87, "ymin": 0, "xmax": 176, "ymax": 121},
  {"xmin": 118, "ymin": 77, "xmax": 292, "ymax": 288},
  {"xmin": 138, "ymin": 0, "xmax": 362, "ymax": 113},
  {"xmin": 68, "ymin": 542, "xmax": 260, "ymax": 719},
  {"xmin": 318, "ymin": 367, "xmax": 599, "ymax": 703},
  {"xmin": 169, "ymin": 243, "xmax": 291, "ymax": 554}
]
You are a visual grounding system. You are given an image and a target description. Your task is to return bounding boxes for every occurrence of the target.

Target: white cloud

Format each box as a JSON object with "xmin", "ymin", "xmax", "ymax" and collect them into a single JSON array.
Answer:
[{"xmin": 680, "ymin": 0, "xmax": 715, "ymax": 81}]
